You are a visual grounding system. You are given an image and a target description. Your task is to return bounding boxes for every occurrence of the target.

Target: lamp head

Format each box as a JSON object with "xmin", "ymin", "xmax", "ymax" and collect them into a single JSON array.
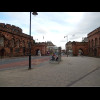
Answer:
[{"xmin": 32, "ymin": 12, "xmax": 38, "ymax": 16}]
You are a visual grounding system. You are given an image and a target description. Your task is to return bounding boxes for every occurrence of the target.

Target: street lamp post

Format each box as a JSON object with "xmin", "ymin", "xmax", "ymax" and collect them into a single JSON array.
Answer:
[
  {"xmin": 29, "ymin": 12, "xmax": 38, "ymax": 70},
  {"xmin": 64, "ymin": 35, "xmax": 68, "ymax": 57}
]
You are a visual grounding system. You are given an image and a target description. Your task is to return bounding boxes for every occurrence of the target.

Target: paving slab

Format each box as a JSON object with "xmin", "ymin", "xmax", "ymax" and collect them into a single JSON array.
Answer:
[{"xmin": 0, "ymin": 56, "xmax": 100, "ymax": 87}]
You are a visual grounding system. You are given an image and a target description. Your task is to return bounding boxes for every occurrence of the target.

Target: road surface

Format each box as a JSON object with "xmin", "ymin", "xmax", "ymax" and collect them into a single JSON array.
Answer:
[
  {"xmin": 0, "ymin": 56, "xmax": 100, "ymax": 87},
  {"xmin": 0, "ymin": 56, "xmax": 49, "ymax": 70}
]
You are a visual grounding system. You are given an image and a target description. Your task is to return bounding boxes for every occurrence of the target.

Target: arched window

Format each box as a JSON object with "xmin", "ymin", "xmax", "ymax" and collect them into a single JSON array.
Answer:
[
  {"xmin": 99, "ymin": 37, "xmax": 100, "ymax": 46},
  {"xmin": 0, "ymin": 37, "xmax": 4, "ymax": 47},
  {"xmin": 11, "ymin": 39, "xmax": 14, "ymax": 47},
  {"xmin": 26, "ymin": 41, "xmax": 28, "ymax": 48},
  {"xmin": 16, "ymin": 40, "xmax": 20, "ymax": 48},
  {"xmin": 91, "ymin": 39, "xmax": 94, "ymax": 47},
  {"xmin": 95, "ymin": 38, "xmax": 98, "ymax": 46},
  {"xmin": 22, "ymin": 40, "xmax": 25, "ymax": 47},
  {"xmin": 28, "ymin": 41, "xmax": 30, "ymax": 48},
  {"xmin": 89, "ymin": 40, "xmax": 90, "ymax": 48}
]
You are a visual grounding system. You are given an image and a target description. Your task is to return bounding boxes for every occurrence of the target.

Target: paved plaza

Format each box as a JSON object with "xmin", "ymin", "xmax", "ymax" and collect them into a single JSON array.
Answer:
[{"xmin": 0, "ymin": 56, "xmax": 100, "ymax": 87}]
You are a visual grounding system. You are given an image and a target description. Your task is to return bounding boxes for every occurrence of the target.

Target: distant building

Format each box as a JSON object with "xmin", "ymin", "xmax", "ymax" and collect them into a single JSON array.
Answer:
[
  {"xmin": 65, "ymin": 41, "xmax": 88, "ymax": 56},
  {"xmin": 72, "ymin": 41, "xmax": 88, "ymax": 56},
  {"xmin": 32, "ymin": 41, "xmax": 57, "ymax": 56},
  {"xmin": 66, "ymin": 41, "xmax": 72, "ymax": 50},
  {"xmin": 88, "ymin": 27, "xmax": 100, "ymax": 57},
  {"xmin": 82, "ymin": 37, "xmax": 88, "ymax": 42},
  {"xmin": 46, "ymin": 41, "xmax": 57, "ymax": 55},
  {"xmin": 65, "ymin": 41, "xmax": 73, "ymax": 55},
  {"xmin": 32, "ymin": 42, "xmax": 47, "ymax": 56},
  {"xmin": 61, "ymin": 49, "xmax": 66, "ymax": 55}
]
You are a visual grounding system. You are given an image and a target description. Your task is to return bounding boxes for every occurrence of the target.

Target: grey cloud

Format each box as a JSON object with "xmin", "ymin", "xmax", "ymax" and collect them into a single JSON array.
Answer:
[
  {"xmin": 36, "ymin": 28, "xmax": 48, "ymax": 35},
  {"xmin": 60, "ymin": 40, "xmax": 66, "ymax": 42},
  {"xmin": 68, "ymin": 12, "xmax": 100, "ymax": 42},
  {"xmin": 76, "ymin": 12, "xmax": 100, "ymax": 34}
]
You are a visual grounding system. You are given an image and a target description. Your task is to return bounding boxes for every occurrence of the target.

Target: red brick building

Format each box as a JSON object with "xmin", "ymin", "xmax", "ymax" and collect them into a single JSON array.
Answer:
[
  {"xmin": 88, "ymin": 27, "xmax": 100, "ymax": 57},
  {"xmin": 65, "ymin": 41, "xmax": 88, "ymax": 56},
  {"xmin": 0, "ymin": 23, "xmax": 35, "ymax": 57},
  {"xmin": 72, "ymin": 41, "xmax": 88, "ymax": 56},
  {"xmin": 32, "ymin": 42, "xmax": 47, "ymax": 56},
  {"xmin": 34, "ymin": 41, "xmax": 57, "ymax": 56},
  {"xmin": 0, "ymin": 23, "xmax": 47, "ymax": 58}
]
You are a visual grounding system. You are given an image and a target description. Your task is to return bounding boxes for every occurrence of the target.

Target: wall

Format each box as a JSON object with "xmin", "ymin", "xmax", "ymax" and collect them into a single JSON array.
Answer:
[
  {"xmin": 32, "ymin": 42, "xmax": 47, "ymax": 56},
  {"xmin": 0, "ymin": 23, "xmax": 33, "ymax": 57},
  {"xmin": 88, "ymin": 27, "xmax": 100, "ymax": 57},
  {"xmin": 72, "ymin": 42, "xmax": 88, "ymax": 56}
]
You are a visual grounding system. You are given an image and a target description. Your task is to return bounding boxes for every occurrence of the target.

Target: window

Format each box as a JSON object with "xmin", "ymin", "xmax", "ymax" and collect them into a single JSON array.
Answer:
[
  {"xmin": 91, "ymin": 39, "xmax": 94, "ymax": 47},
  {"xmin": 26, "ymin": 41, "xmax": 29, "ymax": 48},
  {"xmin": 99, "ymin": 38, "xmax": 100, "ymax": 46},
  {"xmin": 0, "ymin": 37, "xmax": 4, "ymax": 47},
  {"xmin": 95, "ymin": 38, "xmax": 98, "ymax": 46},
  {"xmin": 16, "ymin": 40, "xmax": 20, "ymax": 48},
  {"xmin": 89, "ymin": 40, "xmax": 90, "ymax": 48},
  {"xmin": 15, "ymin": 48, "xmax": 19, "ymax": 53},
  {"xmin": 26, "ymin": 41, "xmax": 28, "ymax": 48},
  {"xmin": 11, "ymin": 39, "xmax": 14, "ymax": 47},
  {"xmin": 28, "ymin": 41, "xmax": 30, "ymax": 48},
  {"xmin": 22, "ymin": 41, "xmax": 25, "ymax": 47}
]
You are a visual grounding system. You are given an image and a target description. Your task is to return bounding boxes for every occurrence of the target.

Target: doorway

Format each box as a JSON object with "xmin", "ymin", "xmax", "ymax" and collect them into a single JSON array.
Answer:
[
  {"xmin": 0, "ymin": 48, "xmax": 5, "ymax": 58},
  {"xmin": 23, "ymin": 47, "xmax": 25, "ymax": 56},
  {"xmin": 94, "ymin": 48, "xmax": 97, "ymax": 56},
  {"xmin": 36, "ymin": 49, "xmax": 39, "ymax": 56},
  {"xmin": 10, "ymin": 48, "xmax": 13, "ymax": 57},
  {"xmin": 78, "ymin": 48, "xmax": 84, "ymax": 56}
]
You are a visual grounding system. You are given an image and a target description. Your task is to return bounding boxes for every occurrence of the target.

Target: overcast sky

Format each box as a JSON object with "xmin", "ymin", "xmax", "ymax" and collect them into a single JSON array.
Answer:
[{"xmin": 0, "ymin": 12, "xmax": 100, "ymax": 49}]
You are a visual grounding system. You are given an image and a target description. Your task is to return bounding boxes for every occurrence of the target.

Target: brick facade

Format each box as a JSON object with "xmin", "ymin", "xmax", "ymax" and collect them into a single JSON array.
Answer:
[
  {"xmin": 0, "ymin": 23, "xmax": 34, "ymax": 57},
  {"xmin": 32, "ymin": 42, "xmax": 47, "ymax": 56},
  {"xmin": 0, "ymin": 23, "xmax": 47, "ymax": 58},
  {"xmin": 88, "ymin": 27, "xmax": 100, "ymax": 57},
  {"xmin": 65, "ymin": 41, "xmax": 88, "ymax": 56},
  {"xmin": 72, "ymin": 42, "xmax": 88, "ymax": 56}
]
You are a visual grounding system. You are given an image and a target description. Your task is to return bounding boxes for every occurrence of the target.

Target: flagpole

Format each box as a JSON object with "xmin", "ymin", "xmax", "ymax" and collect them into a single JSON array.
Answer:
[{"xmin": 43, "ymin": 36, "xmax": 44, "ymax": 42}]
